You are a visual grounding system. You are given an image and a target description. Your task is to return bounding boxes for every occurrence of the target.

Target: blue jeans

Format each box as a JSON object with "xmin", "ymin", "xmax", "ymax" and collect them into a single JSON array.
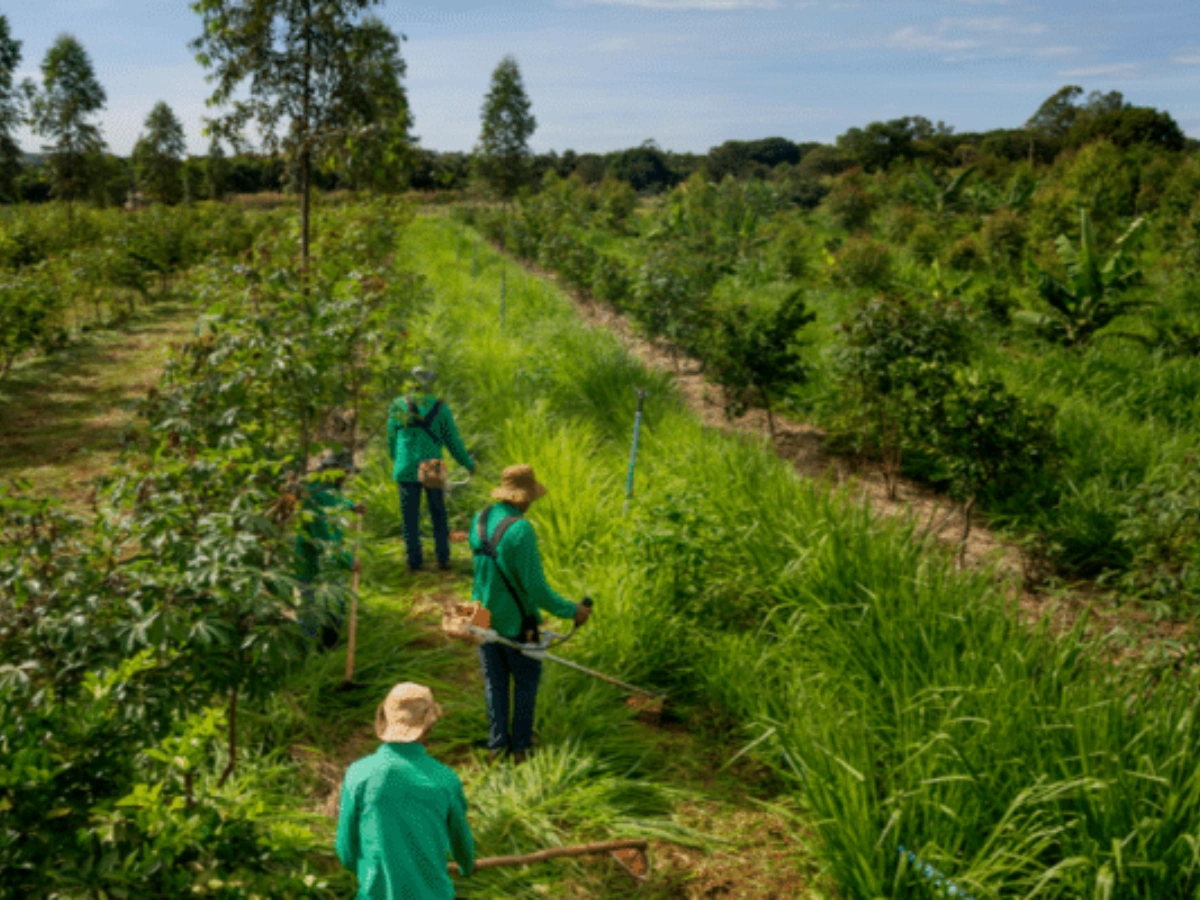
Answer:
[
  {"xmin": 478, "ymin": 642, "xmax": 543, "ymax": 752},
  {"xmin": 398, "ymin": 481, "xmax": 449, "ymax": 570}
]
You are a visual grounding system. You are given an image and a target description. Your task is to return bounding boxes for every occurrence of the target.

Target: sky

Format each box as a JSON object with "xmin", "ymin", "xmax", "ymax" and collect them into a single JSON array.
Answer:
[{"xmin": 7, "ymin": 0, "xmax": 1200, "ymax": 158}]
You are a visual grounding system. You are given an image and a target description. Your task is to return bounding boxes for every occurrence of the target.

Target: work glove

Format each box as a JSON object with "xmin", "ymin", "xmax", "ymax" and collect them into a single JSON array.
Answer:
[{"xmin": 573, "ymin": 603, "xmax": 592, "ymax": 627}]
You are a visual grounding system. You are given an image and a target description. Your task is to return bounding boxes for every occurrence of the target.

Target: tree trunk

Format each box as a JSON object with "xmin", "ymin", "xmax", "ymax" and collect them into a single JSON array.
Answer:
[
  {"xmin": 300, "ymin": 0, "xmax": 313, "ymax": 274},
  {"xmin": 958, "ymin": 495, "xmax": 976, "ymax": 563},
  {"xmin": 217, "ymin": 685, "xmax": 239, "ymax": 788}
]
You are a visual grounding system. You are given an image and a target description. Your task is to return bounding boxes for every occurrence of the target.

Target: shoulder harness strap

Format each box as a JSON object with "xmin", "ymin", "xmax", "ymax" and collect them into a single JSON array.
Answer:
[
  {"xmin": 403, "ymin": 397, "xmax": 443, "ymax": 442},
  {"xmin": 472, "ymin": 506, "xmax": 538, "ymax": 641}
]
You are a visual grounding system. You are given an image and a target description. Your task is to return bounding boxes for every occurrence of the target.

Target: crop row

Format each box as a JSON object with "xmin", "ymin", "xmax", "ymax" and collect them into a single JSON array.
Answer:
[
  {"xmin": 409, "ymin": 214, "xmax": 1200, "ymax": 898},
  {"xmin": 460, "ymin": 154, "xmax": 1200, "ymax": 614}
]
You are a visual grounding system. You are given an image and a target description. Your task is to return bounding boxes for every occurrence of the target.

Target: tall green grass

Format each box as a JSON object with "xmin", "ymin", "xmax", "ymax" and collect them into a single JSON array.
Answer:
[{"xmin": 399, "ymin": 214, "xmax": 1200, "ymax": 899}]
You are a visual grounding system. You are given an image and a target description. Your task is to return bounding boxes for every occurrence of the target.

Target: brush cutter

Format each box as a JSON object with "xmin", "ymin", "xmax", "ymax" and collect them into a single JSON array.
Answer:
[
  {"xmin": 458, "ymin": 598, "xmax": 667, "ymax": 706},
  {"xmin": 449, "ymin": 838, "xmax": 651, "ymax": 887}
]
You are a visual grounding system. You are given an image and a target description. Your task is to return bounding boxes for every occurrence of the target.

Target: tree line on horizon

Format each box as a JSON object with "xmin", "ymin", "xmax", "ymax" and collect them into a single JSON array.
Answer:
[{"xmin": 0, "ymin": 9, "xmax": 1195, "ymax": 213}]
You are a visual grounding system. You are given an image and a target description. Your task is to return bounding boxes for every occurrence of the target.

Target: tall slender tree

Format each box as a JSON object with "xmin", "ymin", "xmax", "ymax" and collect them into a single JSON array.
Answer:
[
  {"xmin": 24, "ymin": 34, "xmax": 106, "ymax": 228},
  {"xmin": 206, "ymin": 134, "xmax": 228, "ymax": 201},
  {"xmin": 133, "ymin": 101, "xmax": 187, "ymax": 204},
  {"xmin": 475, "ymin": 55, "xmax": 536, "ymax": 201},
  {"xmin": 190, "ymin": 0, "xmax": 406, "ymax": 269},
  {"xmin": 0, "ymin": 16, "xmax": 23, "ymax": 202}
]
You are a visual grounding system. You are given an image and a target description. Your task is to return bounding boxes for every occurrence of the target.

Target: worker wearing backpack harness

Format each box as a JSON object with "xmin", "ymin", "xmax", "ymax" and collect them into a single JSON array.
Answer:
[
  {"xmin": 387, "ymin": 367, "xmax": 475, "ymax": 573},
  {"xmin": 469, "ymin": 464, "xmax": 592, "ymax": 765}
]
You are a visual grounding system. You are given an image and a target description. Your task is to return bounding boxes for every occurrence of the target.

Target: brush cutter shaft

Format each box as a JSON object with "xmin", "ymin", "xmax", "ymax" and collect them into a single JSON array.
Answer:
[
  {"xmin": 448, "ymin": 839, "xmax": 648, "ymax": 874},
  {"xmin": 466, "ymin": 624, "xmax": 664, "ymax": 700}
]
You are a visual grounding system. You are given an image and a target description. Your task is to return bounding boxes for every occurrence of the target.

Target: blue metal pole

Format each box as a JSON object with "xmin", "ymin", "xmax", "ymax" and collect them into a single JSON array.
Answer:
[
  {"xmin": 623, "ymin": 389, "xmax": 648, "ymax": 516},
  {"xmin": 897, "ymin": 846, "xmax": 975, "ymax": 899}
]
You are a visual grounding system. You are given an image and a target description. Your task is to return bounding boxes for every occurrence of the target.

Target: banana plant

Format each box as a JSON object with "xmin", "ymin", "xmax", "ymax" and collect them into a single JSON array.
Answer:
[
  {"xmin": 1019, "ymin": 208, "xmax": 1146, "ymax": 346},
  {"xmin": 909, "ymin": 162, "xmax": 976, "ymax": 217}
]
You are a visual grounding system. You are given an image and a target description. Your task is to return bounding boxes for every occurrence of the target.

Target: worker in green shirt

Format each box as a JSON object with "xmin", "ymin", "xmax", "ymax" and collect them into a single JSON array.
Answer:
[
  {"xmin": 469, "ymin": 464, "xmax": 591, "ymax": 764},
  {"xmin": 337, "ymin": 682, "xmax": 475, "ymax": 900},
  {"xmin": 295, "ymin": 451, "xmax": 363, "ymax": 649},
  {"xmin": 387, "ymin": 367, "xmax": 475, "ymax": 573}
]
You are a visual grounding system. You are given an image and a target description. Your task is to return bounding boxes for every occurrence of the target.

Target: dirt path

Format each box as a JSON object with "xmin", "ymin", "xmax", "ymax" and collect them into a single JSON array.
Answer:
[
  {"xmin": 0, "ymin": 301, "xmax": 198, "ymax": 505},
  {"xmin": 496, "ymin": 252, "xmax": 1193, "ymax": 659}
]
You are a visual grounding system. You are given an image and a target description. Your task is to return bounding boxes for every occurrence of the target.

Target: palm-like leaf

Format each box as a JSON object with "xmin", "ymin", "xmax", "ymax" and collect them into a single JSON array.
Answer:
[{"xmin": 1032, "ymin": 209, "xmax": 1147, "ymax": 346}]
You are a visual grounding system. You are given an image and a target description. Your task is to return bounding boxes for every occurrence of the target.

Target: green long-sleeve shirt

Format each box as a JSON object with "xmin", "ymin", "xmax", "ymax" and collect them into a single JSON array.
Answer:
[
  {"xmin": 336, "ymin": 742, "xmax": 475, "ymax": 900},
  {"xmin": 387, "ymin": 394, "xmax": 474, "ymax": 484},
  {"xmin": 469, "ymin": 503, "xmax": 578, "ymax": 640},
  {"xmin": 295, "ymin": 482, "xmax": 356, "ymax": 583}
]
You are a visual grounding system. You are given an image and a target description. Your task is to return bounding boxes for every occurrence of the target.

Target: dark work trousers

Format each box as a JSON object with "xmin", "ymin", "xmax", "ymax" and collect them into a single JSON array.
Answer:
[
  {"xmin": 398, "ymin": 481, "xmax": 450, "ymax": 570},
  {"xmin": 478, "ymin": 641, "xmax": 543, "ymax": 753}
]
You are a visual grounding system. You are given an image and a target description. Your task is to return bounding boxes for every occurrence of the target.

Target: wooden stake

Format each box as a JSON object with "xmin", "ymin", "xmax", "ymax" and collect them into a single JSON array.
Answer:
[{"xmin": 343, "ymin": 515, "xmax": 363, "ymax": 685}]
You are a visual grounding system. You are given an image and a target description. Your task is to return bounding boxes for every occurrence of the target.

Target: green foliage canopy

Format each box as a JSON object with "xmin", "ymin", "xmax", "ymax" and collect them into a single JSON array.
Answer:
[
  {"xmin": 0, "ymin": 15, "xmax": 22, "ymax": 202},
  {"xmin": 475, "ymin": 54, "xmax": 537, "ymax": 200},
  {"xmin": 133, "ymin": 101, "xmax": 187, "ymax": 204},
  {"xmin": 24, "ymin": 33, "xmax": 107, "ymax": 212}
]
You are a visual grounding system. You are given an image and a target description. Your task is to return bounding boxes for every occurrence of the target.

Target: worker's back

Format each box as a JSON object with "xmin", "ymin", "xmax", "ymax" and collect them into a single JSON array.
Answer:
[{"xmin": 337, "ymin": 743, "xmax": 474, "ymax": 900}]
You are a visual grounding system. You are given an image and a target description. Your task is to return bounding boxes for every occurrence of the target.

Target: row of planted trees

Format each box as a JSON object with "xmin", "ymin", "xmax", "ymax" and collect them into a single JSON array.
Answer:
[
  {"xmin": 0, "ymin": 198, "xmax": 416, "ymax": 896},
  {"xmin": 462, "ymin": 161, "xmax": 1200, "ymax": 605},
  {"xmin": 0, "ymin": 202, "xmax": 273, "ymax": 379}
]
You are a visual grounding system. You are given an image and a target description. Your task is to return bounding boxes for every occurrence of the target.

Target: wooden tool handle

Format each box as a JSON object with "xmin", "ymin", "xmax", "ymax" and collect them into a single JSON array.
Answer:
[{"xmin": 449, "ymin": 839, "xmax": 648, "ymax": 874}]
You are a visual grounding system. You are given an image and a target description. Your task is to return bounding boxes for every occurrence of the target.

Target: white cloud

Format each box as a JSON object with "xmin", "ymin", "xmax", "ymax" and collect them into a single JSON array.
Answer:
[
  {"xmin": 885, "ymin": 26, "xmax": 979, "ymax": 53},
  {"xmin": 1032, "ymin": 45, "xmax": 1080, "ymax": 58},
  {"xmin": 1058, "ymin": 63, "xmax": 1140, "ymax": 77},
  {"xmin": 942, "ymin": 16, "xmax": 1046, "ymax": 36},
  {"xmin": 592, "ymin": 33, "xmax": 696, "ymax": 52},
  {"xmin": 1175, "ymin": 53, "xmax": 1200, "ymax": 65}
]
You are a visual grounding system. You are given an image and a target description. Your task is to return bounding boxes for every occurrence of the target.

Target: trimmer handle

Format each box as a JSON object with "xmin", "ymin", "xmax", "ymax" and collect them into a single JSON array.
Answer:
[{"xmin": 582, "ymin": 596, "xmax": 594, "ymax": 609}]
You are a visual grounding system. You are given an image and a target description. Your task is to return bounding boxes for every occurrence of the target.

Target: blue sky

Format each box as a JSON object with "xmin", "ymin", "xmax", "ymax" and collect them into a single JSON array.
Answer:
[{"xmin": 8, "ymin": 0, "xmax": 1200, "ymax": 157}]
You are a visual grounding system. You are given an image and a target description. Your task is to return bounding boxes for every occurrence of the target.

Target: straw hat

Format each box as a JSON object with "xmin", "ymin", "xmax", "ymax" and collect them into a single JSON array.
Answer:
[
  {"xmin": 375, "ymin": 682, "xmax": 443, "ymax": 743},
  {"xmin": 411, "ymin": 366, "xmax": 437, "ymax": 386},
  {"xmin": 491, "ymin": 464, "xmax": 548, "ymax": 506}
]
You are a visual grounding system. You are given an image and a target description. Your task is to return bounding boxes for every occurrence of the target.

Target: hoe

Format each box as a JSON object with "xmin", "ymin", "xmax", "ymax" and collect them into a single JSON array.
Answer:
[{"xmin": 449, "ymin": 838, "xmax": 651, "ymax": 886}]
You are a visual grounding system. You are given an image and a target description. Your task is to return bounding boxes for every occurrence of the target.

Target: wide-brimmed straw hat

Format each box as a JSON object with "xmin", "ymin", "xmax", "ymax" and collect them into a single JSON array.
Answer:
[
  {"xmin": 375, "ymin": 682, "xmax": 443, "ymax": 743},
  {"xmin": 491, "ymin": 464, "xmax": 548, "ymax": 506},
  {"xmin": 410, "ymin": 366, "xmax": 437, "ymax": 386}
]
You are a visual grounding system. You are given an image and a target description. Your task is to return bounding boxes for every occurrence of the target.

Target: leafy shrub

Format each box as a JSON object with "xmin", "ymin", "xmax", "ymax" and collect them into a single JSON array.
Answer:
[
  {"xmin": 834, "ymin": 296, "xmax": 971, "ymax": 496},
  {"xmin": 833, "ymin": 236, "xmax": 894, "ymax": 291},
  {"xmin": 883, "ymin": 203, "xmax": 922, "ymax": 243},
  {"xmin": 907, "ymin": 222, "xmax": 941, "ymax": 265},
  {"xmin": 946, "ymin": 234, "xmax": 985, "ymax": 272},
  {"xmin": 591, "ymin": 256, "xmax": 632, "ymax": 309},
  {"xmin": 708, "ymin": 283, "xmax": 815, "ymax": 434},
  {"xmin": 919, "ymin": 369, "xmax": 1059, "ymax": 540},
  {"xmin": 981, "ymin": 208, "xmax": 1027, "ymax": 269},
  {"xmin": 0, "ymin": 266, "xmax": 65, "ymax": 377},
  {"xmin": 824, "ymin": 176, "xmax": 874, "ymax": 231}
]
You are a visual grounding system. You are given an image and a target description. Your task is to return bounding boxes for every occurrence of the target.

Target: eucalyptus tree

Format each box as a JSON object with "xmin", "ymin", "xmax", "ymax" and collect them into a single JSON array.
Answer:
[
  {"xmin": 476, "ymin": 54, "xmax": 536, "ymax": 201},
  {"xmin": 206, "ymin": 134, "xmax": 228, "ymax": 200},
  {"xmin": 24, "ymin": 33, "xmax": 107, "ymax": 229},
  {"xmin": 190, "ymin": 0, "xmax": 407, "ymax": 268},
  {"xmin": 0, "ymin": 16, "xmax": 23, "ymax": 202},
  {"xmin": 133, "ymin": 101, "xmax": 187, "ymax": 204}
]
